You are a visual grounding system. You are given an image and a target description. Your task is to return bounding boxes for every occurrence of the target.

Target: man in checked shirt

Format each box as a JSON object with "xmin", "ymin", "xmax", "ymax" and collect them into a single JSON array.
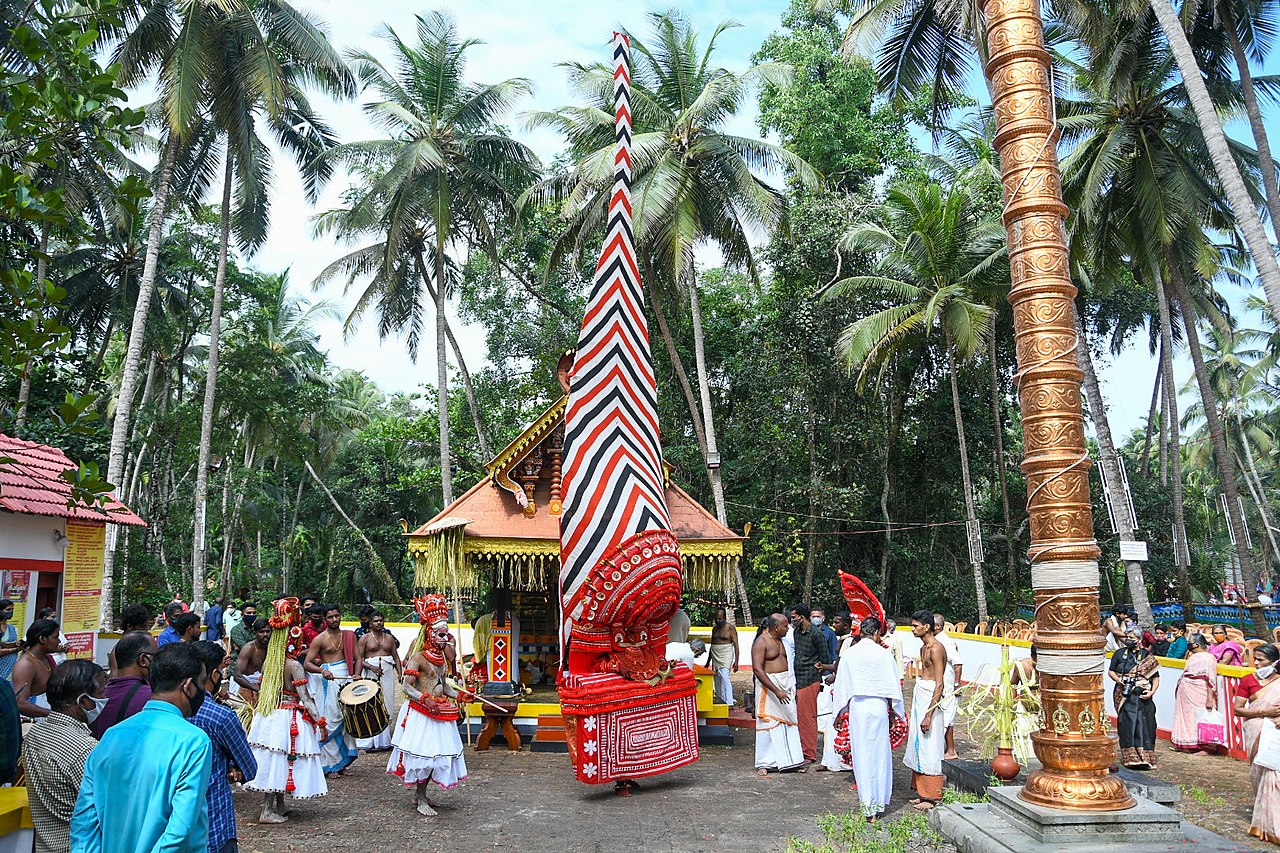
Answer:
[{"xmin": 191, "ymin": 641, "xmax": 257, "ymax": 853}]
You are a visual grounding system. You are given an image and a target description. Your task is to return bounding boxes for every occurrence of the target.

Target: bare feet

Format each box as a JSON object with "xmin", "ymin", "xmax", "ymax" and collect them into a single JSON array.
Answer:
[
  {"xmin": 815, "ymin": 764, "xmax": 829, "ymax": 772},
  {"xmin": 416, "ymin": 800, "xmax": 437, "ymax": 816},
  {"xmin": 756, "ymin": 768, "xmax": 769, "ymax": 777},
  {"xmin": 259, "ymin": 811, "xmax": 288, "ymax": 824},
  {"xmin": 943, "ymin": 751, "xmax": 959, "ymax": 760},
  {"xmin": 912, "ymin": 801, "xmax": 936, "ymax": 812}
]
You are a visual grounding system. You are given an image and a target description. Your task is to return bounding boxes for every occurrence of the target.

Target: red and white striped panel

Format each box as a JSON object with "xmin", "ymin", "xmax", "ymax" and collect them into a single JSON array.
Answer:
[{"xmin": 559, "ymin": 32, "xmax": 677, "ymax": 639}]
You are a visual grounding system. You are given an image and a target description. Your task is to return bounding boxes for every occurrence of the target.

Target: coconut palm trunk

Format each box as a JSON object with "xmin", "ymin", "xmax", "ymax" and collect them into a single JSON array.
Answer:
[
  {"xmin": 1167, "ymin": 262, "xmax": 1265, "ymax": 635},
  {"xmin": 191, "ymin": 155, "xmax": 233, "ymax": 616},
  {"xmin": 1155, "ymin": 270, "xmax": 1193, "ymax": 610},
  {"xmin": 947, "ymin": 335, "xmax": 989, "ymax": 621},
  {"xmin": 1075, "ymin": 312, "xmax": 1155, "ymax": 628},
  {"xmin": 1141, "ymin": 350, "xmax": 1162, "ymax": 478},
  {"xmin": 282, "ymin": 475, "xmax": 304, "ymax": 595},
  {"xmin": 14, "ymin": 222, "xmax": 49, "ymax": 435},
  {"xmin": 1218, "ymin": 0, "xmax": 1280, "ymax": 232},
  {"xmin": 101, "ymin": 132, "xmax": 180, "ymax": 630},
  {"xmin": 1238, "ymin": 427, "xmax": 1280, "ymax": 560},
  {"xmin": 413, "ymin": 250, "xmax": 489, "ymax": 459},
  {"xmin": 687, "ymin": 268, "xmax": 728, "ymax": 526},
  {"xmin": 1149, "ymin": 0, "xmax": 1280, "ymax": 325},
  {"xmin": 434, "ymin": 226, "xmax": 453, "ymax": 507}
]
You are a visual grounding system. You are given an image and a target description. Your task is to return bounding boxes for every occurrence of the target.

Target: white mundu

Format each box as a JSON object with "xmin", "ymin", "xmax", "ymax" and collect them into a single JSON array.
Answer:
[{"xmin": 833, "ymin": 638, "xmax": 904, "ymax": 817}]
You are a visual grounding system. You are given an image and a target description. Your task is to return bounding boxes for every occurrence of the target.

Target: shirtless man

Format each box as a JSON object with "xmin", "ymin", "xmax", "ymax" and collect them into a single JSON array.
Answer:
[
  {"xmin": 13, "ymin": 619, "xmax": 62, "ymax": 718},
  {"xmin": 388, "ymin": 603, "xmax": 468, "ymax": 815},
  {"xmin": 709, "ymin": 608, "xmax": 739, "ymax": 706},
  {"xmin": 752, "ymin": 613, "xmax": 803, "ymax": 774},
  {"xmin": 905, "ymin": 609, "xmax": 948, "ymax": 809},
  {"xmin": 235, "ymin": 618, "xmax": 272, "ymax": 704},
  {"xmin": 304, "ymin": 604, "xmax": 357, "ymax": 775},
  {"xmin": 355, "ymin": 611, "xmax": 402, "ymax": 751},
  {"xmin": 1101, "ymin": 605, "xmax": 1129, "ymax": 652}
]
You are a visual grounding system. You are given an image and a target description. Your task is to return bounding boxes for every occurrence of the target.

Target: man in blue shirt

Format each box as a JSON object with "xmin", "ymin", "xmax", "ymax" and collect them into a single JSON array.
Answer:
[
  {"xmin": 191, "ymin": 642, "xmax": 256, "ymax": 853},
  {"xmin": 811, "ymin": 607, "xmax": 839, "ymax": 662},
  {"xmin": 70, "ymin": 642, "xmax": 213, "ymax": 853},
  {"xmin": 204, "ymin": 598, "xmax": 225, "ymax": 643},
  {"xmin": 156, "ymin": 601, "xmax": 186, "ymax": 647}
]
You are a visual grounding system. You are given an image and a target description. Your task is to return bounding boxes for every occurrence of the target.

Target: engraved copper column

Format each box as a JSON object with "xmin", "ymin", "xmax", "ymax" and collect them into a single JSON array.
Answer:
[{"xmin": 983, "ymin": 0, "xmax": 1134, "ymax": 811}]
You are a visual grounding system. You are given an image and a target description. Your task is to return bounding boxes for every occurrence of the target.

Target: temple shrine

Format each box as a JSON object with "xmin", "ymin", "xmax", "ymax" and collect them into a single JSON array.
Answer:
[{"xmin": 404, "ymin": 392, "xmax": 743, "ymax": 749}]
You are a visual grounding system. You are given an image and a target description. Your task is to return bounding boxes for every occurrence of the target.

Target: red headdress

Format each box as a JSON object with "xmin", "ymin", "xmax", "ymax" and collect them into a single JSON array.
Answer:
[
  {"xmin": 267, "ymin": 597, "xmax": 304, "ymax": 657},
  {"xmin": 415, "ymin": 594, "xmax": 449, "ymax": 626},
  {"xmin": 838, "ymin": 571, "xmax": 885, "ymax": 627}
]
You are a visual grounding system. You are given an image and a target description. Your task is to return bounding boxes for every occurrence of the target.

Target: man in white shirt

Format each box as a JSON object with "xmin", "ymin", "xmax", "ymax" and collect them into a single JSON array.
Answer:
[{"xmin": 933, "ymin": 612, "xmax": 963, "ymax": 760}]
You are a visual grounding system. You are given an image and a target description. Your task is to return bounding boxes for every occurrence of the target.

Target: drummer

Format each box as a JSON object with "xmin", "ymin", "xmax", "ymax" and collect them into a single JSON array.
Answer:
[
  {"xmin": 304, "ymin": 604, "xmax": 359, "ymax": 777},
  {"xmin": 355, "ymin": 610, "xmax": 402, "ymax": 752}
]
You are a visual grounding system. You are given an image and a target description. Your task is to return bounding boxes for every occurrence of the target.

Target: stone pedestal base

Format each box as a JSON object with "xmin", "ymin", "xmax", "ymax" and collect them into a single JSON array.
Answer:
[{"xmin": 930, "ymin": 787, "xmax": 1250, "ymax": 853}]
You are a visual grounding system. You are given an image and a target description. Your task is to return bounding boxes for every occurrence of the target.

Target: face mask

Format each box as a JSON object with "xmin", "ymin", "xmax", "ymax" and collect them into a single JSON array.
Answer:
[
  {"xmin": 1259, "ymin": 664, "xmax": 1277, "ymax": 680},
  {"xmin": 186, "ymin": 684, "xmax": 206, "ymax": 717},
  {"xmin": 811, "ymin": 616, "xmax": 824, "ymax": 627},
  {"xmin": 1124, "ymin": 639, "xmax": 1138, "ymax": 648},
  {"xmin": 79, "ymin": 694, "xmax": 109, "ymax": 724}
]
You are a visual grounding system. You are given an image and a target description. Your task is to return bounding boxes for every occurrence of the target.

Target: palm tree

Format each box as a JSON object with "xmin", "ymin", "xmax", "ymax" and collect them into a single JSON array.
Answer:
[
  {"xmin": 186, "ymin": 3, "xmax": 352, "ymax": 616},
  {"xmin": 315, "ymin": 11, "xmax": 538, "ymax": 506},
  {"xmin": 527, "ymin": 11, "xmax": 819, "ymax": 537},
  {"xmin": 824, "ymin": 175, "xmax": 1007, "ymax": 621},
  {"xmin": 1146, "ymin": 0, "xmax": 1280, "ymax": 326}
]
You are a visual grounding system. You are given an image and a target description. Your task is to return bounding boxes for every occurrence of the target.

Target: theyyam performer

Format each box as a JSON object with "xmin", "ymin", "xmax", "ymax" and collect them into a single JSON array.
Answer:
[
  {"xmin": 555, "ymin": 30, "xmax": 699, "ymax": 796},
  {"xmin": 387, "ymin": 594, "xmax": 469, "ymax": 816},
  {"xmin": 245, "ymin": 597, "xmax": 327, "ymax": 823},
  {"xmin": 832, "ymin": 615, "xmax": 904, "ymax": 822}
]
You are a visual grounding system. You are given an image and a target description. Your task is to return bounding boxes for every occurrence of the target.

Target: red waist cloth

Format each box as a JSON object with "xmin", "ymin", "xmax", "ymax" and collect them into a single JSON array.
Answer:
[
  {"xmin": 558, "ymin": 663, "xmax": 697, "ymax": 715},
  {"xmin": 407, "ymin": 697, "xmax": 460, "ymax": 722}
]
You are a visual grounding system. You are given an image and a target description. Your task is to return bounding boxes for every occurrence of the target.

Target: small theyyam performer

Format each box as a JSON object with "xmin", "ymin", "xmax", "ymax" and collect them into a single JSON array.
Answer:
[
  {"xmin": 904, "ymin": 609, "xmax": 948, "ymax": 810},
  {"xmin": 304, "ymin": 603, "xmax": 359, "ymax": 776},
  {"xmin": 817, "ymin": 619, "xmax": 857, "ymax": 773},
  {"xmin": 388, "ymin": 595, "xmax": 469, "ymax": 816},
  {"xmin": 833, "ymin": 616, "xmax": 904, "ymax": 821},
  {"xmin": 356, "ymin": 610, "xmax": 402, "ymax": 751},
  {"xmin": 246, "ymin": 597, "xmax": 327, "ymax": 823},
  {"xmin": 753, "ymin": 613, "xmax": 804, "ymax": 775}
]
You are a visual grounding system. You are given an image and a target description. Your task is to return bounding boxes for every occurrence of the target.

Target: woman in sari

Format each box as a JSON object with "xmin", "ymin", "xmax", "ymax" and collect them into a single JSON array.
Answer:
[
  {"xmin": 1108, "ymin": 629, "xmax": 1160, "ymax": 769},
  {"xmin": 1171, "ymin": 633, "xmax": 1219, "ymax": 753},
  {"xmin": 1209, "ymin": 625, "xmax": 1245, "ymax": 667},
  {"xmin": 1237, "ymin": 643, "xmax": 1280, "ymax": 844}
]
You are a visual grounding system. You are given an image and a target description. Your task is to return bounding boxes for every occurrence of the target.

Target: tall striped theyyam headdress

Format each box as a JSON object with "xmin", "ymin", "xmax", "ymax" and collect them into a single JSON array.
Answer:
[{"xmin": 557, "ymin": 31, "xmax": 683, "ymax": 660}]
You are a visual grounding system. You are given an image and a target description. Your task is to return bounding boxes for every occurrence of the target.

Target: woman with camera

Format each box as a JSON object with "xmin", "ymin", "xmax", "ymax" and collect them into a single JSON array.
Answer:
[{"xmin": 1108, "ymin": 628, "xmax": 1160, "ymax": 769}]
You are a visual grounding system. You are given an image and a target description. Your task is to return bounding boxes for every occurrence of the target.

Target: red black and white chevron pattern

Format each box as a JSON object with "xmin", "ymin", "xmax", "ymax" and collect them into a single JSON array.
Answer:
[{"xmin": 558, "ymin": 32, "xmax": 678, "ymax": 644}]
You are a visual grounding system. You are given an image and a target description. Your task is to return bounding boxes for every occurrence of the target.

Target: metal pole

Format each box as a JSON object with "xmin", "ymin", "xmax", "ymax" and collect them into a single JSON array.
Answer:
[{"xmin": 983, "ymin": 0, "xmax": 1134, "ymax": 810}]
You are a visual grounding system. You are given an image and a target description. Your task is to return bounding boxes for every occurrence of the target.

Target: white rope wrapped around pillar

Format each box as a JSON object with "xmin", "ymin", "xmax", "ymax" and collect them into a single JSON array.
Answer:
[
  {"xmin": 1031, "ymin": 559, "xmax": 1099, "ymax": 591},
  {"xmin": 1036, "ymin": 646, "xmax": 1106, "ymax": 675}
]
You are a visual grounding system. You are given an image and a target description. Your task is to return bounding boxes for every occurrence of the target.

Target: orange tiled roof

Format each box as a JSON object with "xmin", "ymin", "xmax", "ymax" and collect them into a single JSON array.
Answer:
[{"xmin": 0, "ymin": 434, "xmax": 144, "ymax": 526}]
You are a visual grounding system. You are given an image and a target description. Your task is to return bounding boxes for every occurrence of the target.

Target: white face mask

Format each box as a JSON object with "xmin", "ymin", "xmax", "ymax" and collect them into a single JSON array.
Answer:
[
  {"xmin": 79, "ymin": 694, "xmax": 109, "ymax": 725},
  {"xmin": 811, "ymin": 616, "xmax": 824, "ymax": 626},
  {"xmin": 1259, "ymin": 664, "xmax": 1277, "ymax": 680}
]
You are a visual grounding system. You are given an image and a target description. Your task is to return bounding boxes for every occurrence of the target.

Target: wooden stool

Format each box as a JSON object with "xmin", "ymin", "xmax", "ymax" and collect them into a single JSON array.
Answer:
[{"xmin": 476, "ymin": 701, "xmax": 522, "ymax": 751}]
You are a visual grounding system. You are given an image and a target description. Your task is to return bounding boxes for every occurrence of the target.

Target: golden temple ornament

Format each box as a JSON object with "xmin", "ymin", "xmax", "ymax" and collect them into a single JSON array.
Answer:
[
  {"xmin": 983, "ymin": 0, "xmax": 1134, "ymax": 811},
  {"xmin": 1079, "ymin": 707, "xmax": 1096, "ymax": 735}
]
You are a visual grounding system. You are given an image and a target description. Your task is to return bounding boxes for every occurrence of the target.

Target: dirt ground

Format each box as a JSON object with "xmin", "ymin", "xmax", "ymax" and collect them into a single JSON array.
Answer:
[{"xmin": 233, "ymin": 673, "xmax": 1269, "ymax": 853}]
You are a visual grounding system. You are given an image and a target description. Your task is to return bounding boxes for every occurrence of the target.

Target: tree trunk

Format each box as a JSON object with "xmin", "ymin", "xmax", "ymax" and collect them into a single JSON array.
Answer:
[
  {"xmin": 946, "ymin": 337, "xmax": 988, "ymax": 621},
  {"xmin": 304, "ymin": 460, "xmax": 401, "ymax": 600},
  {"xmin": 101, "ymin": 132, "xmax": 179, "ymax": 630},
  {"xmin": 282, "ymin": 476, "xmax": 304, "ymax": 595},
  {"xmin": 1150, "ymin": 0, "xmax": 1280, "ymax": 325},
  {"xmin": 1075, "ymin": 313, "xmax": 1155, "ymax": 629},
  {"xmin": 219, "ymin": 446, "xmax": 254, "ymax": 599},
  {"xmin": 803, "ymin": 373, "xmax": 818, "ymax": 605},
  {"xmin": 1238, "ymin": 424, "xmax": 1280, "ymax": 560},
  {"xmin": 648, "ymin": 275, "xmax": 710, "ymax": 462},
  {"xmin": 92, "ymin": 314, "xmax": 115, "ymax": 377},
  {"xmin": 1167, "ymin": 261, "xmax": 1266, "ymax": 636},
  {"xmin": 687, "ymin": 268, "xmax": 729, "ymax": 527},
  {"xmin": 990, "ymin": 334, "xmax": 1017, "ymax": 611},
  {"xmin": 1156, "ymin": 270, "xmax": 1193, "ymax": 610},
  {"xmin": 14, "ymin": 223, "xmax": 49, "ymax": 434},
  {"xmin": 1219, "ymin": 1, "xmax": 1280, "ymax": 233},
  {"xmin": 1140, "ymin": 347, "xmax": 1162, "ymax": 479},
  {"xmin": 433, "ymin": 235, "xmax": 453, "ymax": 507},
  {"xmin": 192, "ymin": 155, "xmax": 233, "ymax": 616},
  {"xmin": 879, "ymin": 373, "xmax": 907, "ymax": 594},
  {"xmin": 414, "ymin": 250, "xmax": 490, "ymax": 459}
]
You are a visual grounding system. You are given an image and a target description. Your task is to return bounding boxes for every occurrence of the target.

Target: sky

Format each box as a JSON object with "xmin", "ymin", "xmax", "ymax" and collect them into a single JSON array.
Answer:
[{"xmin": 221, "ymin": 0, "xmax": 1272, "ymax": 442}]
